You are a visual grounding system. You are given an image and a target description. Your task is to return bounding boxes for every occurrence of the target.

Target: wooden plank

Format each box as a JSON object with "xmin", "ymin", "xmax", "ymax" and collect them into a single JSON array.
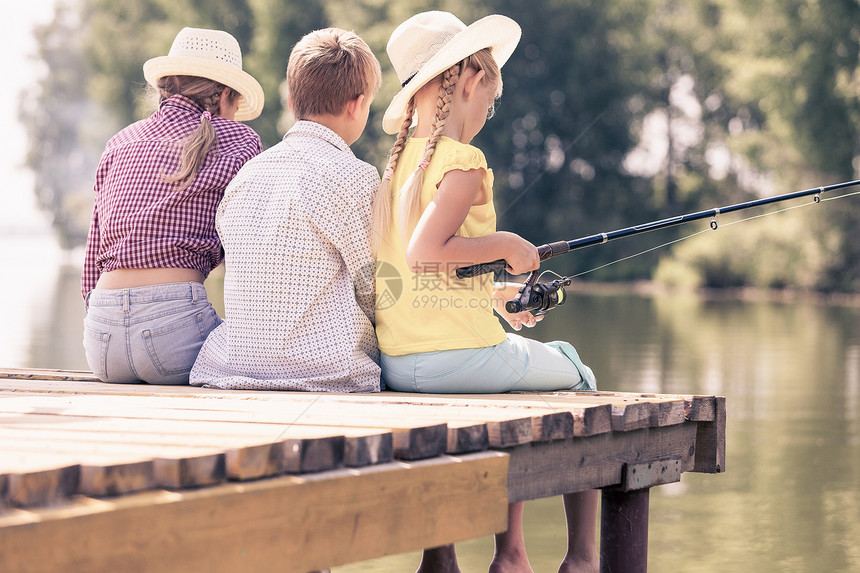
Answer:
[
  {"xmin": 0, "ymin": 376, "xmax": 711, "ymax": 412},
  {"xmin": 0, "ymin": 433, "xmax": 266, "ymax": 482},
  {"xmin": 651, "ymin": 399, "xmax": 687, "ymax": 426},
  {"xmin": 315, "ymin": 392, "xmax": 594, "ymax": 438},
  {"xmin": 0, "ymin": 380, "xmax": 605, "ymax": 438},
  {"xmin": 1, "ymin": 412, "xmax": 393, "ymax": 470},
  {"xmin": 599, "ymin": 392, "xmax": 717, "ymax": 422},
  {"xmin": 445, "ymin": 422, "xmax": 488, "ymax": 453},
  {"xmin": 622, "ymin": 458, "xmax": 683, "ymax": 491},
  {"xmin": 1, "ymin": 389, "xmax": 550, "ymax": 447},
  {"xmin": 386, "ymin": 392, "xmax": 610, "ymax": 436},
  {"xmin": 326, "ymin": 394, "xmax": 576, "ymax": 443},
  {"xmin": 509, "ymin": 393, "xmax": 659, "ymax": 432},
  {"xmin": 1, "ymin": 414, "xmax": 386, "ymax": 468},
  {"xmin": 520, "ymin": 392, "xmax": 689, "ymax": 430},
  {"xmin": 2, "ymin": 449, "xmax": 156, "ymax": 500},
  {"xmin": 1, "ymin": 459, "xmax": 80, "ymax": 508},
  {"xmin": 0, "ymin": 368, "xmax": 100, "ymax": 382},
  {"xmin": 0, "ymin": 424, "xmax": 351, "ymax": 494},
  {"xmin": 1, "ymin": 375, "xmax": 719, "ymax": 460},
  {"xmin": 0, "ymin": 377, "xmax": 711, "ymax": 435},
  {"xmin": 693, "ymin": 396, "xmax": 726, "ymax": 473},
  {"xmin": 609, "ymin": 401, "xmax": 654, "ymax": 431},
  {"xmin": 0, "ymin": 394, "xmax": 445, "ymax": 462},
  {"xmin": 0, "ymin": 430, "xmax": 348, "ymax": 499},
  {"xmin": 485, "ymin": 415, "xmax": 533, "ymax": 448},
  {"xmin": 0, "ymin": 452, "xmax": 510, "ymax": 573},
  {"xmin": 562, "ymin": 402, "xmax": 612, "ymax": 436},
  {"xmin": 570, "ymin": 392, "xmax": 714, "ymax": 424},
  {"xmin": 0, "ymin": 437, "xmax": 224, "ymax": 496},
  {"xmin": 392, "ymin": 424, "xmax": 447, "ymax": 459},
  {"xmin": 504, "ymin": 423, "xmax": 699, "ymax": 502},
  {"xmin": 0, "ymin": 390, "xmax": 555, "ymax": 452},
  {"xmin": 154, "ymin": 455, "xmax": 226, "ymax": 490},
  {"xmin": 530, "ymin": 410, "xmax": 575, "ymax": 442},
  {"xmin": 686, "ymin": 395, "xmax": 717, "ymax": 421}
]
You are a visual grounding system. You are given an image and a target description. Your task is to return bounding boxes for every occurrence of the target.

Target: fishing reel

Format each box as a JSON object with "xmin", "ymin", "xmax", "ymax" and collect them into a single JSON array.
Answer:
[{"xmin": 505, "ymin": 272, "xmax": 572, "ymax": 316}]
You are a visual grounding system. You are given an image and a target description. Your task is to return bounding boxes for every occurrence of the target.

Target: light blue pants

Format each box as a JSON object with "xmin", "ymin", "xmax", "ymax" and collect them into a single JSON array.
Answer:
[
  {"xmin": 83, "ymin": 282, "xmax": 221, "ymax": 385},
  {"xmin": 381, "ymin": 333, "xmax": 597, "ymax": 394}
]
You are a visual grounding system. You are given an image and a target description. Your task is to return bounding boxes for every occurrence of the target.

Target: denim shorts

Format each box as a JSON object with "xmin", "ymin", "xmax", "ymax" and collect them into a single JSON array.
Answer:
[
  {"xmin": 381, "ymin": 333, "xmax": 597, "ymax": 394},
  {"xmin": 83, "ymin": 282, "xmax": 222, "ymax": 385}
]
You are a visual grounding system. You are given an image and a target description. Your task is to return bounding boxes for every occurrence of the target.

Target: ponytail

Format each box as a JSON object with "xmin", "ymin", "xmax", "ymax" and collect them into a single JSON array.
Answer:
[{"xmin": 157, "ymin": 75, "xmax": 237, "ymax": 192}]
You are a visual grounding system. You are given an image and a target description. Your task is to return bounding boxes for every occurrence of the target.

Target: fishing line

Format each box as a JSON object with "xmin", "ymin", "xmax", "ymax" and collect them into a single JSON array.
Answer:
[
  {"xmin": 537, "ymin": 269, "xmax": 566, "ymax": 282},
  {"xmin": 564, "ymin": 188, "xmax": 860, "ymax": 280}
]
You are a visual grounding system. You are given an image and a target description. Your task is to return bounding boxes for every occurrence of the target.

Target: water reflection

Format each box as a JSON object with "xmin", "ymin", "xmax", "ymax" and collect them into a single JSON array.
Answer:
[
  {"xmin": 551, "ymin": 288, "xmax": 860, "ymax": 572},
  {"xmin": 3, "ymin": 258, "xmax": 859, "ymax": 571},
  {"xmin": 0, "ymin": 237, "xmax": 88, "ymax": 370}
]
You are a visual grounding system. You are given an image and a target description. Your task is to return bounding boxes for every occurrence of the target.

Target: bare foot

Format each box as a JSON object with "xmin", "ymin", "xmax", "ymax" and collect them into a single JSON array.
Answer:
[
  {"xmin": 559, "ymin": 491, "xmax": 599, "ymax": 573},
  {"xmin": 417, "ymin": 545, "xmax": 460, "ymax": 573},
  {"xmin": 489, "ymin": 545, "xmax": 533, "ymax": 573},
  {"xmin": 558, "ymin": 553, "xmax": 599, "ymax": 573},
  {"xmin": 490, "ymin": 501, "xmax": 533, "ymax": 572}
]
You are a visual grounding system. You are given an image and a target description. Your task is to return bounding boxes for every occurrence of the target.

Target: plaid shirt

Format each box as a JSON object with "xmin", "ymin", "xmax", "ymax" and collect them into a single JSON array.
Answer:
[{"xmin": 81, "ymin": 95, "xmax": 262, "ymax": 298}]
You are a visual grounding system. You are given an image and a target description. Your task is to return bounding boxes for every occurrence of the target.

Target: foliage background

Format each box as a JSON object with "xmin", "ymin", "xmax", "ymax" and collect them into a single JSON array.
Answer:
[{"xmin": 22, "ymin": 0, "xmax": 860, "ymax": 291}]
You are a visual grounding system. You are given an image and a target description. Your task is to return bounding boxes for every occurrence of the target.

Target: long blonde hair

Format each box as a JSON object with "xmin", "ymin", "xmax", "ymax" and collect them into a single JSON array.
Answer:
[
  {"xmin": 156, "ymin": 75, "xmax": 238, "ymax": 191},
  {"xmin": 372, "ymin": 48, "xmax": 502, "ymax": 249}
]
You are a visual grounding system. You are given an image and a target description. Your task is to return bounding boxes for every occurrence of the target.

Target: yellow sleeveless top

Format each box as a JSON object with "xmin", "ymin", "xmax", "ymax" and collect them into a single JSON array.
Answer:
[{"xmin": 375, "ymin": 136, "xmax": 507, "ymax": 356}]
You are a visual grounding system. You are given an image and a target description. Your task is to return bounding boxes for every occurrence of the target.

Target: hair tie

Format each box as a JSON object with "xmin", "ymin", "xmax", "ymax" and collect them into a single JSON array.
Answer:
[
  {"xmin": 202, "ymin": 111, "xmax": 212, "ymax": 122},
  {"xmin": 418, "ymin": 160, "xmax": 430, "ymax": 171},
  {"xmin": 383, "ymin": 167, "xmax": 394, "ymax": 181}
]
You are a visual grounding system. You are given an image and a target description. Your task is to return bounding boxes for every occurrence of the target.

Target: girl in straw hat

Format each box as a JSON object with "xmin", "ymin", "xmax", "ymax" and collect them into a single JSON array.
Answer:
[
  {"xmin": 81, "ymin": 27, "xmax": 263, "ymax": 385},
  {"xmin": 373, "ymin": 11, "xmax": 598, "ymax": 573}
]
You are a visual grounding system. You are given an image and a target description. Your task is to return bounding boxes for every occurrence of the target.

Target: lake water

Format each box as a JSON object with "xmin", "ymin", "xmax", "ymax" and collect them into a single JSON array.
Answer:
[{"xmin": 1, "ymin": 242, "xmax": 859, "ymax": 573}]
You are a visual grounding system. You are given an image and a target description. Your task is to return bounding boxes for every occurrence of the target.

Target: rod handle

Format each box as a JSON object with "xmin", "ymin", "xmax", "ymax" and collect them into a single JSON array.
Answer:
[
  {"xmin": 455, "ymin": 259, "xmax": 506, "ymax": 278},
  {"xmin": 542, "ymin": 240, "xmax": 571, "ymax": 259},
  {"xmin": 455, "ymin": 241, "xmax": 571, "ymax": 278}
]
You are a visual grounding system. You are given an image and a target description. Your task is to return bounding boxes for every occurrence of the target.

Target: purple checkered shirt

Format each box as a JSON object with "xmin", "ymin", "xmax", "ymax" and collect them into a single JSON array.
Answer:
[{"xmin": 81, "ymin": 95, "xmax": 262, "ymax": 299}]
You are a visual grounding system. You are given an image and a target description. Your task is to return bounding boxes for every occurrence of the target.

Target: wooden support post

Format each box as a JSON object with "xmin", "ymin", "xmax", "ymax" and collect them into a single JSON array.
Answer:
[{"xmin": 600, "ymin": 487, "xmax": 650, "ymax": 573}]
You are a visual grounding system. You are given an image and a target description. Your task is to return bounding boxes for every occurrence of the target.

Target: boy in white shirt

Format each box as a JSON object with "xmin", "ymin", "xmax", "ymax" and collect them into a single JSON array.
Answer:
[{"xmin": 191, "ymin": 28, "xmax": 383, "ymax": 391}]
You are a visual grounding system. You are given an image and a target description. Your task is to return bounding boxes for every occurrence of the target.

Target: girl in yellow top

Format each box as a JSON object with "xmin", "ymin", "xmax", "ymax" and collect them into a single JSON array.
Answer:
[{"xmin": 374, "ymin": 10, "xmax": 598, "ymax": 573}]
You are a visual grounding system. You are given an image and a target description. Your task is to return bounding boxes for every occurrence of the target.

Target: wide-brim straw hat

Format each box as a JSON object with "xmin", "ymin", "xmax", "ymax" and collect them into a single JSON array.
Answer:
[
  {"xmin": 382, "ymin": 11, "xmax": 521, "ymax": 135},
  {"xmin": 143, "ymin": 27, "xmax": 264, "ymax": 121}
]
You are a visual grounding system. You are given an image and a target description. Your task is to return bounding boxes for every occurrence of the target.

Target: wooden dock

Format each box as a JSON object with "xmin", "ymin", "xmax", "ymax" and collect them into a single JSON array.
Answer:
[{"xmin": 0, "ymin": 368, "xmax": 725, "ymax": 572}]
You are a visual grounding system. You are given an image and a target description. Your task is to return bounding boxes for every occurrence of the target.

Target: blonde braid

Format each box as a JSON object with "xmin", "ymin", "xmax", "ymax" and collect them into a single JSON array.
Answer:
[
  {"xmin": 372, "ymin": 98, "xmax": 415, "ymax": 250},
  {"xmin": 398, "ymin": 62, "xmax": 461, "ymax": 243}
]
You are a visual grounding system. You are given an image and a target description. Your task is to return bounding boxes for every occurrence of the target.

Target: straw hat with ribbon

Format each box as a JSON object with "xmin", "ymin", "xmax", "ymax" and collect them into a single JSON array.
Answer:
[
  {"xmin": 382, "ymin": 11, "xmax": 521, "ymax": 135},
  {"xmin": 143, "ymin": 27, "xmax": 264, "ymax": 121}
]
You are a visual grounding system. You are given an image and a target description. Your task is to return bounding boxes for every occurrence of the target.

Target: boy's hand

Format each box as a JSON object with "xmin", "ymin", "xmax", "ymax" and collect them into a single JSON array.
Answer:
[{"xmin": 493, "ymin": 282, "xmax": 544, "ymax": 330}]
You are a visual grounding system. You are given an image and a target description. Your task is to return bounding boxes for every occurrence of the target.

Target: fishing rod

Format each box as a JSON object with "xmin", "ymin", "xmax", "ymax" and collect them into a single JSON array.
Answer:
[{"xmin": 455, "ymin": 179, "xmax": 860, "ymax": 315}]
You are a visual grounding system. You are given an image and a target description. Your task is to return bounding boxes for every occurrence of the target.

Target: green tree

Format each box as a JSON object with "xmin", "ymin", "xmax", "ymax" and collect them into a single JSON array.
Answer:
[
  {"xmin": 22, "ymin": 0, "xmax": 327, "ymax": 247},
  {"xmin": 22, "ymin": 0, "xmax": 860, "ymax": 291},
  {"xmin": 461, "ymin": 0, "xmax": 671, "ymax": 280},
  {"xmin": 658, "ymin": 0, "xmax": 860, "ymax": 291},
  {"xmin": 243, "ymin": 0, "xmax": 328, "ymax": 146}
]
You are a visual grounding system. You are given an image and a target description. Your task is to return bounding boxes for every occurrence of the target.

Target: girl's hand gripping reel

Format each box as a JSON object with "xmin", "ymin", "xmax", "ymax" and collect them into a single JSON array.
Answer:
[{"xmin": 505, "ymin": 272, "xmax": 571, "ymax": 317}]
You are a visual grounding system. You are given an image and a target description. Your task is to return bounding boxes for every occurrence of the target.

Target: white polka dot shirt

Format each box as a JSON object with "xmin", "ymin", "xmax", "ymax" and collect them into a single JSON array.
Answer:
[{"xmin": 190, "ymin": 121, "xmax": 381, "ymax": 392}]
